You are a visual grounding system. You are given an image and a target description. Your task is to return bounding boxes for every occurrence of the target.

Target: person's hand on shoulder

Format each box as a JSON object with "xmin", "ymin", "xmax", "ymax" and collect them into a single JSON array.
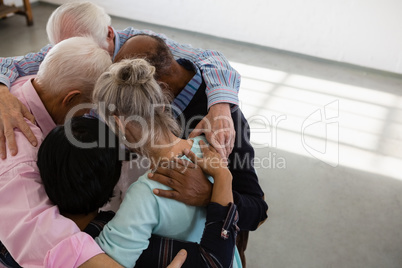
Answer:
[
  {"xmin": 189, "ymin": 103, "xmax": 235, "ymax": 159},
  {"xmin": 0, "ymin": 84, "xmax": 37, "ymax": 159},
  {"xmin": 183, "ymin": 140, "xmax": 233, "ymax": 206},
  {"xmin": 148, "ymin": 157, "xmax": 212, "ymax": 207}
]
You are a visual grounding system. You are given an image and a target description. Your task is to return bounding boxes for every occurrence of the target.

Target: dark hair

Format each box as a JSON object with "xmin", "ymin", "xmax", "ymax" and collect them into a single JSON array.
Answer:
[
  {"xmin": 117, "ymin": 34, "xmax": 174, "ymax": 80},
  {"xmin": 37, "ymin": 116, "xmax": 122, "ymax": 215}
]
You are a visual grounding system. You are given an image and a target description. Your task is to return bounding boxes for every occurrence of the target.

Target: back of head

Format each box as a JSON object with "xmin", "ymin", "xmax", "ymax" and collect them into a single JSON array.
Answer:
[
  {"xmin": 115, "ymin": 34, "xmax": 174, "ymax": 80},
  {"xmin": 46, "ymin": 1, "xmax": 111, "ymax": 49},
  {"xmin": 93, "ymin": 58, "xmax": 181, "ymax": 156},
  {"xmin": 36, "ymin": 36, "xmax": 112, "ymax": 98},
  {"xmin": 38, "ymin": 116, "xmax": 122, "ymax": 215}
]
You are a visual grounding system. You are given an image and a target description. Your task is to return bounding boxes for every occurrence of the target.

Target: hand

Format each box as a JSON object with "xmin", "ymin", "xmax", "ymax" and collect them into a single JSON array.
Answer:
[
  {"xmin": 189, "ymin": 103, "xmax": 235, "ymax": 159},
  {"xmin": 183, "ymin": 140, "xmax": 228, "ymax": 178},
  {"xmin": 148, "ymin": 157, "xmax": 212, "ymax": 207},
  {"xmin": 0, "ymin": 85, "xmax": 37, "ymax": 159},
  {"xmin": 183, "ymin": 140, "xmax": 233, "ymax": 206},
  {"xmin": 167, "ymin": 250, "xmax": 187, "ymax": 268}
]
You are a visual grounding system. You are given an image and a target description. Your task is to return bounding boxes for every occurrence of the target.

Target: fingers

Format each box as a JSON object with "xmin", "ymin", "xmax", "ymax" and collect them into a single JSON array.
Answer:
[
  {"xmin": 0, "ymin": 131, "xmax": 6, "ymax": 159},
  {"xmin": 172, "ymin": 157, "xmax": 196, "ymax": 169},
  {"xmin": 152, "ymin": 188, "xmax": 180, "ymax": 200},
  {"xmin": 148, "ymin": 171, "xmax": 180, "ymax": 188},
  {"xmin": 4, "ymin": 122, "xmax": 17, "ymax": 156},
  {"xmin": 17, "ymin": 118, "xmax": 37, "ymax": 147},
  {"xmin": 188, "ymin": 121, "xmax": 205, "ymax": 138},
  {"xmin": 227, "ymin": 130, "xmax": 235, "ymax": 156},
  {"xmin": 167, "ymin": 250, "xmax": 187, "ymax": 268},
  {"xmin": 182, "ymin": 148, "xmax": 200, "ymax": 165},
  {"xmin": 21, "ymin": 103, "xmax": 36, "ymax": 125},
  {"xmin": 206, "ymin": 132, "xmax": 226, "ymax": 159},
  {"xmin": 198, "ymin": 139, "xmax": 212, "ymax": 154}
]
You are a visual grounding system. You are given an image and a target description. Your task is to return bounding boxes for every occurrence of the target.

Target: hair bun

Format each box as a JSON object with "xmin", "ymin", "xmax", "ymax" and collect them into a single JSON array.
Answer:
[{"xmin": 114, "ymin": 59, "xmax": 155, "ymax": 86}]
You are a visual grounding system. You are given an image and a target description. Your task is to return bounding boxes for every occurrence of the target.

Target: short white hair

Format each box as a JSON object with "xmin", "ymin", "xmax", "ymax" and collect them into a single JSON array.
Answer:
[
  {"xmin": 46, "ymin": 1, "xmax": 111, "ymax": 50},
  {"xmin": 36, "ymin": 36, "xmax": 112, "ymax": 97}
]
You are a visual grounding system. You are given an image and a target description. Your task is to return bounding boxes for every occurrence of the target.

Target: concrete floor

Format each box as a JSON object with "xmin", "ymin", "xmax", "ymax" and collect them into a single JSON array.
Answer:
[{"xmin": 1, "ymin": 2, "xmax": 402, "ymax": 268}]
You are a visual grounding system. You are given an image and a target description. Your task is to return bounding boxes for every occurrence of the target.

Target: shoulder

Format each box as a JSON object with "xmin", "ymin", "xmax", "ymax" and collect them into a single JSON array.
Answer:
[
  {"xmin": 0, "ymin": 121, "xmax": 43, "ymax": 175},
  {"xmin": 116, "ymin": 27, "xmax": 141, "ymax": 37},
  {"xmin": 126, "ymin": 171, "xmax": 171, "ymax": 195}
]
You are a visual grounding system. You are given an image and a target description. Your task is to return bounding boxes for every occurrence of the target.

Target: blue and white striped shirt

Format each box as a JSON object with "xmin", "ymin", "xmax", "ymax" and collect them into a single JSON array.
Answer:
[
  {"xmin": 0, "ymin": 27, "xmax": 241, "ymax": 109},
  {"xmin": 171, "ymin": 59, "xmax": 202, "ymax": 117}
]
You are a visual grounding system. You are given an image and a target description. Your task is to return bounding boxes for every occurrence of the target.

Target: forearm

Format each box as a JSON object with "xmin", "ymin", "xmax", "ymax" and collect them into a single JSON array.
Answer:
[
  {"xmin": 233, "ymin": 190, "xmax": 268, "ymax": 230},
  {"xmin": 0, "ymin": 164, "xmax": 103, "ymax": 267},
  {"xmin": 118, "ymin": 27, "xmax": 240, "ymax": 109},
  {"xmin": 136, "ymin": 203, "xmax": 239, "ymax": 268},
  {"xmin": 0, "ymin": 83, "xmax": 8, "ymax": 95},
  {"xmin": 162, "ymin": 40, "xmax": 241, "ymax": 109},
  {"xmin": 0, "ymin": 44, "xmax": 51, "ymax": 87},
  {"xmin": 228, "ymin": 108, "xmax": 268, "ymax": 230},
  {"xmin": 210, "ymin": 168, "xmax": 233, "ymax": 206}
]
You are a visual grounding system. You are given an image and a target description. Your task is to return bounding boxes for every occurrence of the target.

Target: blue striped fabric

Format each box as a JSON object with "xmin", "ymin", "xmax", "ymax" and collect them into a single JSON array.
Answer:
[
  {"xmin": 171, "ymin": 60, "xmax": 202, "ymax": 118},
  {"xmin": 1, "ymin": 27, "xmax": 240, "ymax": 109}
]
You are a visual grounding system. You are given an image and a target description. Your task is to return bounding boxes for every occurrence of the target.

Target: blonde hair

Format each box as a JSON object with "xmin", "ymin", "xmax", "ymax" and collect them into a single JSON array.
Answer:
[
  {"xmin": 93, "ymin": 59, "xmax": 181, "ymax": 156},
  {"xmin": 46, "ymin": 1, "xmax": 111, "ymax": 50}
]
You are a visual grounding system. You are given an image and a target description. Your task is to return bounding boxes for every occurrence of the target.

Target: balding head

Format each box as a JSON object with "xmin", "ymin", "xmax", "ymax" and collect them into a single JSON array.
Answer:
[{"xmin": 114, "ymin": 34, "xmax": 174, "ymax": 80}]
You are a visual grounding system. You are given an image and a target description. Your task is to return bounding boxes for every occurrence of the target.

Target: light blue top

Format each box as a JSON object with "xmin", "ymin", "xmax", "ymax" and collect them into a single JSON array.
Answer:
[{"xmin": 96, "ymin": 136, "xmax": 243, "ymax": 268}]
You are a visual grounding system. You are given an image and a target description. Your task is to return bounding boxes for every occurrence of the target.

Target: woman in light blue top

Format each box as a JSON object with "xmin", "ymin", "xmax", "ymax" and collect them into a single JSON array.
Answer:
[{"xmin": 93, "ymin": 58, "xmax": 242, "ymax": 268}]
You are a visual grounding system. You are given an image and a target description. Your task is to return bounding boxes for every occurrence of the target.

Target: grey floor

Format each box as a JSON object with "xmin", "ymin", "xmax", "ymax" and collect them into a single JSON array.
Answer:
[{"xmin": 1, "ymin": 2, "xmax": 402, "ymax": 268}]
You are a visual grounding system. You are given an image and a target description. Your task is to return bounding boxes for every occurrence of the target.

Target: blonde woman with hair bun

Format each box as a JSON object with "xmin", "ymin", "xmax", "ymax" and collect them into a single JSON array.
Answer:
[{"xmin": 93, "ymin": 58, "xmax": 242, "ymax": 268}]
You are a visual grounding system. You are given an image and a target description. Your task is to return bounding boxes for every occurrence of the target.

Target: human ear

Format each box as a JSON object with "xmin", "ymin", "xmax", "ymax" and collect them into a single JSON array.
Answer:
[
  {"xmin": 113, "ymin": 115, "xmax": 125, "ymax": 135},
  {"xmin": 62, "ymin": 90, "xmax": 81, "ymax": 107},
  {"xmin": 107, "ymin": 26, "xmax": 115, "ymax": 41}
]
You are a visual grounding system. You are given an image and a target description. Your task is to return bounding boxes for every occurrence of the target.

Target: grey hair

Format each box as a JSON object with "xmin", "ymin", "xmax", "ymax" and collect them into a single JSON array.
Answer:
[
  {"xmin": 46, "ymin": 1, "xmax": 111, "ymax": 50},
  {"xmin": 36, "ymin": 37, "xmax": 112, "ymax": 97},
  {"xmin": 93, "ymin": 59, "xmax": 181, "ymax": 157}
]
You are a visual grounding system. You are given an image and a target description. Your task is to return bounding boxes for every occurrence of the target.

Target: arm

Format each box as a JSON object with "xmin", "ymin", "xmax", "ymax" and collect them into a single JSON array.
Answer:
[
  {"xmin": 117, "ymin": 28, "xmax": 241, "ymax": 109},
  {"xmin": 0, "ymin": 84, "xmax": 37, "ymax": 159},
  {"xmin": 0, "ymin": 46, "xmax": 52, "ymax": 158},
  {"xmin": 136, "ymin": 143, "xmax": 239, "ymax": 268},
  {"xmin": 0, "ymin": 163, "xmax": 104, "ymax": 267},
  {"xmin": 150, "ymin": 109, "xmax": 267, "ymax": 231},
  {"xmin": 163, "ymin": 37, "xmax": 239, "ymax": 158},
  {"xmin": 96, "ymin": 180, "xmax": 159, "ymax": 268},
  {"xmin": 189, "ymin": 102, "xmax": 235, "ymax": 158},
  {"xmin": 136, "ymin": 203, "xmax": 239, "ymax": 268},
  {"xmin": 117, "ymin": 28, "xmax": 239, "ymax": 156},
  {"xmin": 0, "ymin": 44, "xmax": 52, "ymax": 88}
]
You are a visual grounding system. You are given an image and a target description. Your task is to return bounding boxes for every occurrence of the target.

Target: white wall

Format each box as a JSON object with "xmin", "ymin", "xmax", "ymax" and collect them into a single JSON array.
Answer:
[{"xmin": 40, "ymin": 0, "xmax": 402, "ymax": 74}]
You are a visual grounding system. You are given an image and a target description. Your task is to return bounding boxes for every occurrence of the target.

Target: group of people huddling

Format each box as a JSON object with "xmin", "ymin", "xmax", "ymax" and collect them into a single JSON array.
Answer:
[{"xmin": 0, "ymin": 2, "xmax": 268, "ymax": 268}]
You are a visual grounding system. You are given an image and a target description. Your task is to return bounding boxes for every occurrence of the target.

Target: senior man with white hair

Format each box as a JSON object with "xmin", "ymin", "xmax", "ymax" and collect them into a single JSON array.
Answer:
[{"xmin": 0, "ymin": 1, "xmax": 239, "ymax": 161}]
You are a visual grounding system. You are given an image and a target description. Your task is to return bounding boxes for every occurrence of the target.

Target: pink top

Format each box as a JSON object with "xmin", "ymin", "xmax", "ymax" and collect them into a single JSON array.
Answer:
[{"xmin": 0, "ymin": 76, "xmax": 104, "ymax": 267}]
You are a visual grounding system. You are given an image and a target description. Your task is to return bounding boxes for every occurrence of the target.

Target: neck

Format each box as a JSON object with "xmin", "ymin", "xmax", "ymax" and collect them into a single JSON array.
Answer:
[
  {"xmin": 63, "ymin": 210, "xmax": 98, "ymax": 231},
  {"xmin": 147, "ymin": 132, "xmax": 193, "ymax": 169},
  {"xmin": 160, "ymin": 62, "xmax": 195, "ymax": 97},
  {"xmin": 32, "ymin": 78, "xmax": 63, "ymax": 124}
]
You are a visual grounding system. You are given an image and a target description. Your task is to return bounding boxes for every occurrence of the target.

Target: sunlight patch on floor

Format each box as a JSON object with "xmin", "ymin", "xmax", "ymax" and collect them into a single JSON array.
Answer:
[{"xmin": 231, "ymin": 61, "xmax": 402, "ymax": 180}]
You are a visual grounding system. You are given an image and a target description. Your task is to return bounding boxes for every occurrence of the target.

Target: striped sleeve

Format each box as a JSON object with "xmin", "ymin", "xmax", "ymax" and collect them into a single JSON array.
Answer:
[
  {"xmin": 0, "ymin": 44, "xmax": 52, "ymax": 88},
  {"xmin": 117, "ymin": 27, "xmax": 241, "ymax": 109},
  {"xmin": 165, "ymin": 42, "xmax": 241, "ymax": 109}
]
